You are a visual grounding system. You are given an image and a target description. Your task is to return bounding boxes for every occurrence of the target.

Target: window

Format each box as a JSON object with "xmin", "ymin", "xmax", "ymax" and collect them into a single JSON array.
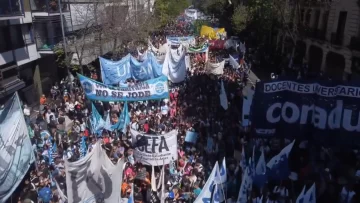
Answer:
[
  {"xmin": 2, "ymin": 67, "xmax": 18, "ymax": 79},
  {"xmin": 0, "ymin": 27, "xmax": 11, "ymax": 53},
  {"xmin": 9, "ymin": 25, "xmax": 25, "ymax": 49},
  {"xmin": 21, "ymin": 24, "xmax": 34, "ymax": 45}
]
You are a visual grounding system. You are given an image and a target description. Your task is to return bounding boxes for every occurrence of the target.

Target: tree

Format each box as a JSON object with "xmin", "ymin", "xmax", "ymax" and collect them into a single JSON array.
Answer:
[
  {"xmin": 231, "ymin": 4, "xmax": 249, "ymax": 34},
  {"xmin": 153, "ymin": 0, "xmax": 190, "ymax": 27},
  {"xmin": 56, "ymin": 0, "xmax": 156, "ymax": 73}
]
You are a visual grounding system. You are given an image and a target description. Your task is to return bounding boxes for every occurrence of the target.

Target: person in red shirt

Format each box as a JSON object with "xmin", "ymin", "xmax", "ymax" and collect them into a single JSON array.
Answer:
[
  {"xmin": 143, "ymin": 121, "xmax": 149, "ymax": 133},
  {"xmin": 103, "ymin": 135, "xmax": 110, "ymax": 144}
]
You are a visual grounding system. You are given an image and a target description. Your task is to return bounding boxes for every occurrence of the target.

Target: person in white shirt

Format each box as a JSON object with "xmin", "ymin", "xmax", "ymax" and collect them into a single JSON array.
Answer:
[
  {"xmin": 45, "ymin": 109, "xmax": 55, "ymax": 124},
  {"xmin": 131, "ymin": 121, "xmax": 139, "ymax": 131},
  {"xmin": 23, "ymin": 105, "xmax": 31, "ymax": 124},
  {"xmin": 161, "ymin": 103, "xmax": 169, "ymax": 116}
]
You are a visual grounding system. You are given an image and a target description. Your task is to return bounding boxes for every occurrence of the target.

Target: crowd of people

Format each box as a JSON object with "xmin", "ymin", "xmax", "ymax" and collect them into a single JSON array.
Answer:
[{"xmin": 7, "ymin": 12, "xmax": 360, "ymax": 203}]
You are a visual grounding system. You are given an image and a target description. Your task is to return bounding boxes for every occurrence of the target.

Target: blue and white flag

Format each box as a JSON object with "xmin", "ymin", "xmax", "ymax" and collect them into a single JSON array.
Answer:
[
  {"xmin": 119, "ymin": 102, "xmax": 130, "ymax": 134},
  {"xmin": 193, "ymin": 162, "xmax": 219, "ymax": 203},
  {"xmin": 266, "ymin": 140, "xmax": 295, "ymax": 180},
  {"xmin": 253, "ymin": 148, "xmax": 267, "ymax": 188},
  {"xmin": 90, "ymin": 103, "xmax": 105, "ymax": 135},
  {"xmin": 104, "ymin": 111, "xmax": 113, "ymax": 131},
  {"xmin": 102, "ymin": 102, "xmax": 130, "ymax": 133},
  {"xmin": 80, "ymin": 136, "xmax": 87, "ymax": 158},
  {"xmin": 236, "ymin": 166, "xmax": 253, "ymax": 203},
  {"xmin": 240, "ymin": 146, "xmax": 246, "ymax": 171},
  {"xmin": 303, "ymin": 183, "xmax": 316, "ymax": 203},
  {"xmin": 215, "ymin": 158, "xmax": 227, "ymax": 184},
  {"xmin": 48, "ymin": 143, "xmax": 54, "ymax": 165},
  {"xmin": 296, "ymin": 185, "xmax": 306, "ymax": 203},
  {"xmin": 128, "ymin": 183, "xmax": 134, "ymax": 203},
  {"xmin": 206, "ymin": 137, "xmax": 214, "ymax": 154},
  {"xmin": 185, "ymin": 131, "xmax": 198, "ymax": 144},
  {"xmin": 213, "ymin": 158, "xmax": 227, "ymax": 203},
  {"xmin": 0, "ymin": 93, "xmax": 35, "ymax": 202},
  {"xmin": 219, "ymin": 80, "xmax": 228, "ymax": 110}
]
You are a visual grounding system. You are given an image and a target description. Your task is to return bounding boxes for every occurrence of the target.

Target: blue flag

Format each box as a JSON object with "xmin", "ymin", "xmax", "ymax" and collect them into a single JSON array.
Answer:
[
  {"xmin": 91, "ymin": 103, "xmax": 105, "ymax": 135},
  {"xmin": 48, "ymin": 140, "xmax": 56, "ymax": 165},
  {"xmin": 119, "ymin": 102, "xmax": 130, "ymax": 134},
  {"xmin": 104, "ymin": 111, "xmax": 113, "ymax": 131},
  {"xmin": 80, "ymin": 136, "xmax": 87, "ymax": 158},
  {"xmin": 266, "ymin": 140, "xmax": 295, "ymax": 181},
  {"xmin": 253, "ymin": 149, "xmax": 267, "ymax": 188},
  {"xmin": 128, "ymin": 183, "xmax": 134, "ymax": 203},
  {"xmin": 240, "ymin": 145, "xmax": 246, "ymax": 171}
]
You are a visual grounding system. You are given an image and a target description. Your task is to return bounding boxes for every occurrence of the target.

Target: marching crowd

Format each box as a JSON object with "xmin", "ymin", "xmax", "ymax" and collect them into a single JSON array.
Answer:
[{"xmin": 9, "ymin": 14, "xmax": 360, "ymax": 203}]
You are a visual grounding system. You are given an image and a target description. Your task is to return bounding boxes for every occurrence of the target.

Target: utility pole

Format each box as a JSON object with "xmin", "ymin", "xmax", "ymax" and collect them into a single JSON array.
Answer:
[{"xmin": 57, "ymin": 0, "xmax": 72, "ymax": 78}]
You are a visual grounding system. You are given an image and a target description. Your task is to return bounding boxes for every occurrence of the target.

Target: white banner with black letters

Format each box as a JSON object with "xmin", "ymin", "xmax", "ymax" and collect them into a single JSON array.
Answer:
[{"xmin": 131, "ymin": 129, "xmax": 178, "ymax": 166}]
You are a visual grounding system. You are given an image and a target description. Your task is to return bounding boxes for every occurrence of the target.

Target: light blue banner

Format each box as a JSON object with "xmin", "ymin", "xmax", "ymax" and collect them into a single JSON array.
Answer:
[
  {"xmin": 185, "ymin": 131, "xmax": 198, "ymax": 143},
  {"xmin": 78, "ymin": 74, "xmax": 169, "ymax": 102},
  {"xmin": 0, "ymin": 93, "xmax": 35, "ymax": 202},
  {"xmin": 166, "ymin": 36, "xmax": 195, "ymax": 44},
  {"xmin": 100, "ymin": 53, "xmax": 163, "ymax": 85}
]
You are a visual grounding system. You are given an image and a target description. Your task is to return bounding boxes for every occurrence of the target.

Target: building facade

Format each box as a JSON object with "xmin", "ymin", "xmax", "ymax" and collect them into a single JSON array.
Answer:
[
  {"xmin": 0, "ymin": 0, "xmax": 154, "ymax": 104},
  {"xmin": 277, "ymin": 0, "xmax": 360, "ymax": 81},
  {"xmin": 0, "ymin": 0, "xmax": 43, "ymax": 104}
]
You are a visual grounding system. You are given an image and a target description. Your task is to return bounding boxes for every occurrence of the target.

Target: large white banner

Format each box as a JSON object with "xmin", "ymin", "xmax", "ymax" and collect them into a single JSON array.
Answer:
[
  {"xmin": 65, "ymin": 142, "xmax": 125, "ymax": 203},
  {"xmin": 162, "ymin": 45, "xmax": 187, "ymax": 83},
  {"xmin": 206, "ymin": 60, "xmax": 225, "ymax": 75},
  {"xmin": 131, "ymin": 129, "xmax": 178, "ymax": 166},
  {"xmin": 148, "ymin": 40, "xmax": 168, "ymax": 64},
  {"xmin": 0, "ymin": 93, "xmax": 35, "ymax": 202}
]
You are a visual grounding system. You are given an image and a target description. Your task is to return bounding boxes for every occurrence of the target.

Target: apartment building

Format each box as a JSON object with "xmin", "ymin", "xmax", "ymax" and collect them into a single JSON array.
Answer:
[
  {"xmin": 0, "ymin": 0, "xmax": 43, "ymax": 104},
  {"xmin": 29, "ymin": 0, "xmax": 154, "ymax": 68},
  {"xmin": 277, "ymin": 0, "xmax": 360, "ymax": 81}
]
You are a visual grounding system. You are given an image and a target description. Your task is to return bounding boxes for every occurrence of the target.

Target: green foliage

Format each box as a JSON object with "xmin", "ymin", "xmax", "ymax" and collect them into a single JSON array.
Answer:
[
  {"xmin": 54, "ymin": 46, "xmax": 68, "ymax": 69},
  {"xmin": 203, "ymin": 0, "xmax": 228, "ymax": 18},
  {"xmin": 246, "ymin": 0, "xmax": 277, "ymax": 33},
  {"xmin": 193, "ymin": 20, "xmax": 210, "ymax": 35},
  {"xmin": 153, "ymin": 0, "xmax": 190, "ymax": 27},
  {"xmin": 53, "ymin": 45, "xmax": 80, "ymax": 72},
  {"xmin": 231, "ymin": 5, "xmax": 249, "ymax": 34}
]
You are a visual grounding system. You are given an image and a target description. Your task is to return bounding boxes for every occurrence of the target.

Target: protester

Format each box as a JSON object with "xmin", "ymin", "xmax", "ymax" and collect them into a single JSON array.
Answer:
[{"xmin": 6, "ymin": 9, "xmax": 360, "ymax": 203}]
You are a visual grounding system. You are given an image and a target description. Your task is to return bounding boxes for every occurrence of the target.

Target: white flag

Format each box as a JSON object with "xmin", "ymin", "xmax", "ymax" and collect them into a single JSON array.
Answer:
[
  {"xmin": 220, "ymin": 80, "xmax": 228, "ymax": 110},
  {"xmin": 65, "ymin": 142, "xmax": 125, "ymax": 203},
  {"xmin": 151, "ymin": 165, "xmax": 157, "ymax": 191}
]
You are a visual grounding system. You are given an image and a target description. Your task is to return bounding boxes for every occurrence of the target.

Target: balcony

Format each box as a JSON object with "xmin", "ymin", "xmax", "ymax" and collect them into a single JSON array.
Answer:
[
  {"xmin": 350, "ymin": 36, "xmax": 360, "ymax": 52},
  {"xmin": 304, "ymin": 0, "xmax": 332, "ymax": 7},
  {"xmin": 0, "ymin": 64, "xmax": 25, "ymax": 99},
  {"xmin": 314, "ymin": 29, "xmax": 326, "ymax": 41},
  {"xmin": 30, "ymin": 0, "xmax": 69, "ymax": 13},
  {"xmin": 36, "ymin": 36, "xmax": 62, "ymax": 52},
  {"xmin": 331, "ymin": 32, "xmax": 343, "ymax": 46},
  {"xmin": 0, "ymin": 0, "xmax": 24, "ymax": 18},
  {"xmin": 304, "ymin": 28, "xmax": 326, "ymax": 41}
]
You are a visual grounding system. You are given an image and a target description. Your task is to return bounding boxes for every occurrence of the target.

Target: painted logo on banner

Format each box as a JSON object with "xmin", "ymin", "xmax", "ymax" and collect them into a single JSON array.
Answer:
[
  {"xmin": 78, "ymin": 74, "xmax": 169, "ymax": 102},
  {"xmin": 130, "ymin": 129, "xmax": 178, "ymax": 166},
  {"xmin": 251, "ymin": 79, "xmax": 360, "ymax": 147}
]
